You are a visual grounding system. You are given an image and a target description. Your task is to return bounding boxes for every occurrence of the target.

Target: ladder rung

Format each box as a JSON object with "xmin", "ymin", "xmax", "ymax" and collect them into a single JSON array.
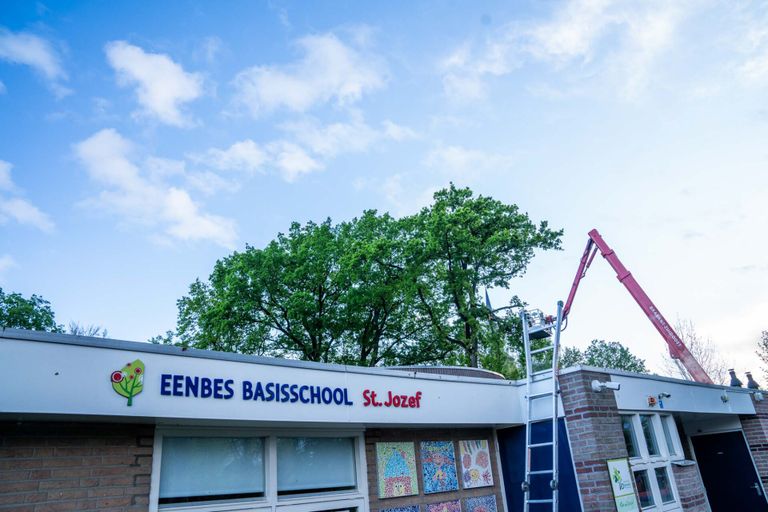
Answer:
[
  {"xmin": 528, "ymin": 391, "xmax": 553, "ymax": 400},
  {"xmin": 530, "ymin": 346, "xmax": 554, "ymax": 355},
  {"xmin": 531, "ymin": 368, "xmax": 554, "ymax": 376},
  {"xmin": 528, "ymin": 324, "xmax": 553, "ymax": 333},
  {"xmin": 528, "ymin": 469, "xmax": 553, "ymax": 475},
  {"xmin": 528, "ymin": 442, "xmax": 554, "ymax": 448},
  {"xmin": 526, "ymin": 499, "xmax": 554, "ymax": 504}
]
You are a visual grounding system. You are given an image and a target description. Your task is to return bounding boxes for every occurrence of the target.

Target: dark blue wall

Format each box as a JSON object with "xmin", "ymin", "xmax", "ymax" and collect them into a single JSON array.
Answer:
[{"xmin": 497, "ymin": 420, "xmax": 582, "ymax": 512}]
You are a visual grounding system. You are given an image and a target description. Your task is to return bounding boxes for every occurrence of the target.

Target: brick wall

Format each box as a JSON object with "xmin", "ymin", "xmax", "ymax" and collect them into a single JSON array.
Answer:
[
  {"xmin": 560, "ymin": 369, "xmax": 711, "ymax": 512},
  {"xmin": 365, "ymin": 428, "xmax": 504, "ymax": 512},
  {"xmin": 741, "ymin": 397, "xmax": 768, "ymax": 488},
  {"xmin": 672, "ymin": 464, "xmax": 708, "ymax": 511},
  {"xmin": 0, "ymin": 422, "xmax": 154, "ymax": 512},
  {"xmin": 559, "ymin": 369, "xmax": 628, "ymax": 511}
]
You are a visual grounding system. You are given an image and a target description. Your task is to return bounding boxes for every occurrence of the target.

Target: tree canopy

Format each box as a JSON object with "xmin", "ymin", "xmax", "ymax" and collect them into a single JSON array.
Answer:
[
  {"xmin": 0, "ymin": 288, "xmax": 63, "ymax": 332},
  {"xmin": 560, "ymin": 339, "xmax": 648, "ymax": 374},
  {"xmin": 167, "ymin": 185, "xmax": 563, "ymax": 376}
]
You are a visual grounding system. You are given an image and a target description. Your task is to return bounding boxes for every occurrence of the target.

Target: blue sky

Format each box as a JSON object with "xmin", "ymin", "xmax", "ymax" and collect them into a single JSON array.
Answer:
[{"xmin": 2, "ymin": 1, "xmax": 768, "ymax": 376}]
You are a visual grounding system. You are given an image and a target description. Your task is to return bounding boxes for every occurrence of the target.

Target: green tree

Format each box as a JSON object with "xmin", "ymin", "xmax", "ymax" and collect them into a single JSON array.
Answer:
[
  {"xmin": 559, "ymin": 339, "xmax": 647, "ymax": 373},
  {"xmin": 174, "ymin": 212, "xmax": 439, "ymax": 365},
  {"xmin": 0, "ymin": 287, "xmax": 63, "ymax": 332},
  {"xmin": 757, "ymin": 331, "xmax": 768, "ymax": 381},
  {"xmin": 409, "ymin": 184, "xmax": 562, "ymax": 368}
]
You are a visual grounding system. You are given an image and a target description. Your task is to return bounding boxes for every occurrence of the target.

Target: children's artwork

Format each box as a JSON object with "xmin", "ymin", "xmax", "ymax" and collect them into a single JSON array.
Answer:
[
  {"xmin": 426, "ymin": 500, "xmax": 461, "ymax": 512},
  {"xmin": 382, "ymin": 507, "xmax": 420, "ymax": 512},
  {"xmin": 376, "ymin": 442, "xmax": 419, "ymax": 498},
  {"xmin": 464, "ymin": 495, "xmax": 497, "ymax": 512},
  {"xmin": 458, "ymin": 440, "xmax": 494, "ymax": 488},
  {"xmin": 421, "ymin": 441, "xmax": 459, "ymax": 494}
]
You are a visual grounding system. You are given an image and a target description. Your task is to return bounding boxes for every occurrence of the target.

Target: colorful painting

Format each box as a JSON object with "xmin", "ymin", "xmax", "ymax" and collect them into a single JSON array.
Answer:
[
  {"xmin": 376, "ymin": 442, "xmax": 419, "ymax": 498},
  {"xmin": 426, "ymin": 500, "xmax": 461, "ymax": 512},
  {"xmin": 382, "ymin": 507, "xmax": 420, "ymax": 512},
  {"xmin": 464, "ymin": 495, "xmax": 497, "ymax": 512},
  {"xmin": 458, "ymin": 440, "xmax": 493, "ymax": 488},
  {"xmin": 110, "ymin": 359, "xmax": 144, "ymax": 406},
  {"xmin": 421, "ymin": 441, "xmax": 459, "ymax": 494}
]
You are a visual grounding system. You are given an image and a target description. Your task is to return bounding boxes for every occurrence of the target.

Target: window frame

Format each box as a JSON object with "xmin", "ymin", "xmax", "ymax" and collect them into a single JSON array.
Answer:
[
  {"xmin": 149, "ymin": 427, "xmax": 369, "ymax": 512},
  {"xmin": 619, "ymin": 413, "xmax": 683, "ymax": 512}
]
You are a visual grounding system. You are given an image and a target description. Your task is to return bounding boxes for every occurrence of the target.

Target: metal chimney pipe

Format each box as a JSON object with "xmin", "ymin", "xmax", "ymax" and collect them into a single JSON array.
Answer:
[{"xmin": 729, "ymin": 369, "xmax": 743, "ymax": 387}]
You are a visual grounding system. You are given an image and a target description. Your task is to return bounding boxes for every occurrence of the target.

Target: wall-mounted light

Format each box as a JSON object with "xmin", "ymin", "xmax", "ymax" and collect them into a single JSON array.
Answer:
[
  {"xmin": 752, "ymin": 391, "xmax": 765, "ymax": 402},
  {"xmin": 591, "ymin": 380, "xmax": 620, "ymax": 392}
]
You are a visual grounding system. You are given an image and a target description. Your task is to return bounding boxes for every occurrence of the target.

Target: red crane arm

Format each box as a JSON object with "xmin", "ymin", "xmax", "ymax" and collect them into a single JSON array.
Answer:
[{"xmin": 562, "ymin": 229, "xmax": 713, "ymax": 384}]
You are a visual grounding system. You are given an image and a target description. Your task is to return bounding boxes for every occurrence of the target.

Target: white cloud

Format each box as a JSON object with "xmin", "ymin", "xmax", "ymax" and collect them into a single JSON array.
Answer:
[
  {"xmin": 265, "ymin": 141, "xmax": 322, "ymax": 182},
  {"xmin": 193, "ymin": 114, "xmax": 416, "ymax": 183},
  {"xmin": 0, "ymin": 197, "xmax": 55, "ymax": 232},
  {"xmin": 441, "ymin": 0, "xmax": 683, "ymax": 100},
  {"xmin": 0, "ymin": 254, "xmax": 15, "ymax": 274},
  {"xmin": 280, "ymin": 114, "xmax": 417, "ymax": 158},
  {"xmin": 424, "ymin": 144, "xmax": 516, "ymax": 174},
  {"xmin": 191, "ymin": 139, "xmax": 267, "ymax": 173},
  {"xmin": 232, "ymin": 33, "xmax": 386, "ymax": 116},
  {"xmin": 0, "ymin": 160, "xmax": 54, "ymax": 232},
  {"xmin": 74, "ymin": 129, "xmax": 237, "ymax": 248},
  {"xmin": 0, "ymin": 28, "xmax": 69, "ymax": 96},
  {"xmin": 0, "ymin": 160, "xmax": 13, "ymax": 191},
  {"xmin": 105, "ymin": 41, "xmax": 203, "ymax": 127}
]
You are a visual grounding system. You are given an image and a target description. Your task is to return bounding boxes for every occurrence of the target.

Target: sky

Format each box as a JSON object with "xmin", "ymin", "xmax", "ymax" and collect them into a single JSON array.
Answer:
[{"xmin": 1, "ymin": 0, "xmax": 767, "ymax": 378}]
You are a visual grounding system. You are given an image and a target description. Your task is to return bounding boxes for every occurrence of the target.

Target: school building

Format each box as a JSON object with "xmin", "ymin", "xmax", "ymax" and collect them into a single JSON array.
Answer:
[{"xmin": 2, "ymin": 328, "xmax": 768, "ymax": 512}]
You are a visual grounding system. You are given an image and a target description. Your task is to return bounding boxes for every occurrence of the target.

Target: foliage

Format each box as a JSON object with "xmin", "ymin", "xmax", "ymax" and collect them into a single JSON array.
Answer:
[
  {"xmin": 0, "ymin": 287, "xmax": 63, "ymax": 332},
  {"xmin": 407, "ymin": 184, "xmax": 562, "ymax": 368},
  {"xmin": 171, "ymin": 185, "xmax": 562, "ymax": 375},
  {"xmin": 559, "ymin": 339, "xmax": 647, "ymax": 373},
  {"xmin": 757, "ymin": 330, "xmax": 768, "ymax": 382},
  {"xmin": 68, "ymin": 322, "xmax": 108, "ymax": 338},
  {"xmin": 661, "ymin": 319, "xmax": 729, "ymax": 385}
]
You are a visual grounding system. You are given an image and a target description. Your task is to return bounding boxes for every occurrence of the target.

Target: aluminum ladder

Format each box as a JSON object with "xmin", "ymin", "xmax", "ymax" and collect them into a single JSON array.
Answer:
[{"xmin": 520, "ymin": 300, "xmax": 564, "ymax": 512}]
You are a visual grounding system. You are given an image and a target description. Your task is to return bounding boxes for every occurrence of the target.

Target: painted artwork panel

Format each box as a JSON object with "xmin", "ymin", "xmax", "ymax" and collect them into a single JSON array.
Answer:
[
  {"xmin": 382, "ymin": 507, "xmax": 420, "ymax": 512},
  {"xmin": 426, "ymin": 500, "xmax": 461, "ymax": 512},
  {"xmin": 464, "ymin": 495, "xmax": 497, "ymax": 512},
  {"xmin": 458, "ymin": 440, "xmax": 494, "ymax": 488},
  {"xmin": 421, "ymin": 441, "xmax": 459, "ymax": 494},
  {"xmin": 376, "ymin": 442, "xmax": 419, "ymax": 498}
]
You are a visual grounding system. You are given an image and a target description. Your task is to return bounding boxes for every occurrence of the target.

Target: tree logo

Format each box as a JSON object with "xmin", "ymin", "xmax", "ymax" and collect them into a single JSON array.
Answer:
[{"xmin": 110, "ymin": 359, "xmax": 144, "ymax": 406}]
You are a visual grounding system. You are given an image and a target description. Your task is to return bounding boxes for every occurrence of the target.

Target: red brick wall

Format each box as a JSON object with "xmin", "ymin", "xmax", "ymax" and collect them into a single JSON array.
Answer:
[
  {"xmin": 672, "ymin": 464, "xmax": 709, "ymax": 511},
  {"xmin": 559, "ymin": 369, "xmax": 628, "ymax": 511},
  {"xmin": 741, "ymin": 397, "xmax": 768, "ymax": 489},
  {"xmin": 0, "ymin": 422, "xmax": 154, "ymax": 512},
  {"xmin": 560, "ymin": 370, "xmax": 712, "ymax": 512},
  {"xmin": 365, "ymin": 428, "xmax": 505, "ymax": 512}
]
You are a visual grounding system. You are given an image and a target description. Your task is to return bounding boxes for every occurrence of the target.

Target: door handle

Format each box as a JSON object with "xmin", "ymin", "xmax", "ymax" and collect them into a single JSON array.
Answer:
[{"xmin": 752, "ymin": 482, "xmax": 764, "ymax": 497}]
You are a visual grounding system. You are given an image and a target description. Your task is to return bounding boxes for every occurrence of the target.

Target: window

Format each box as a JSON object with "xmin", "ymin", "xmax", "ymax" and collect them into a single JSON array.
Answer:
[
  {"xmin": 155, "ymin": 431, "xmax": 366, "ymax": 512},
  {"xmin": 277, "ymin": 437, "xmax": 357, "ymax": 495},
  {"xmin": 661, "ymin": 416, "xmax": 677, "ymax": 457},
  {"xmin": 640, "ymin": 415, "xmax": 660, "ymax": 456},
  {"xmin": 159, "ymin": 437, "xmax": 265, "ymax": 505},
  {"xmin": 621, "ymin": 415, "xmax": 639, "ymax": 458},
  {"xmin": 620, "ymin": 413, "xmax": 683, "ymax": 511},
  {"xmin": 634, "ymin": 469, "xmax": 655, "ymax": 508}
]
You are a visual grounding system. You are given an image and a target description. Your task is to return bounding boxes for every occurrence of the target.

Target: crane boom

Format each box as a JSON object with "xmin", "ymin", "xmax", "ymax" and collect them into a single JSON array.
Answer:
[{"xmin": 562, "ymin": 229, "xmax": 713, "ymax": 384}]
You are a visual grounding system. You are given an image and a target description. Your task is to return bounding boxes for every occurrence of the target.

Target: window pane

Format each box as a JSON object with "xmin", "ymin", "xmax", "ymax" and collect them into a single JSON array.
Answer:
[
  {"xmin": 633, "ymin": 470, "xmax": 655, "ymax": 508},
  {"xmin": 621, "ymin": 415, "xmax": 639, "ymax": 458},
  {"xmin": 661, "ymin": 416, "xmax": 677, "ymax": 456},
  {"xmin": 277, "ymin": 437, "xmax": 356, "ymax": 494},
  {"xmin": 159, "ymin": 437, "xmax": 265, "ymax": 503},
  {"xmin": 640, "ymin": 415, "xmax": 660, "ymax": 456},
  {"xmin": 655, "ymin": 467, "xmax": 675, "ymax": 504}
]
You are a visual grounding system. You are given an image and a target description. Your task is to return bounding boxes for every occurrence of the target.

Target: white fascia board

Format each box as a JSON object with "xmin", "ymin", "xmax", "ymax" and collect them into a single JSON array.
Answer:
[{"xmin": 0, "ymin": 337, "xmax": 523, "ymax": 426}]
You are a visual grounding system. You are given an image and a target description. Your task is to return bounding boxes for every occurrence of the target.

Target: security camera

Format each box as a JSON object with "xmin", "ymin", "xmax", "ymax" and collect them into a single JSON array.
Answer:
[
  {"xmin": 591, "ymin": 380, "xmax": 621, "ymax": 392},
  {"xmin": 658, "ymin": 392, "xmax": 671, "ymax": 399}
]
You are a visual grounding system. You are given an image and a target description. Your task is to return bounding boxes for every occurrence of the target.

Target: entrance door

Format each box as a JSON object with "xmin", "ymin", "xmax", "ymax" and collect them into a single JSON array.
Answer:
[{"xmin": 691, "ymin": 431, "xmax": 768, "ymax": 511}]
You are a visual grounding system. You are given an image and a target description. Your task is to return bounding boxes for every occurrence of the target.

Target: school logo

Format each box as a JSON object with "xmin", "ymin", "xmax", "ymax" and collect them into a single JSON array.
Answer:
[{"xmin": 110, "ymin": 359, "xmax": 145, "ymax": 406}]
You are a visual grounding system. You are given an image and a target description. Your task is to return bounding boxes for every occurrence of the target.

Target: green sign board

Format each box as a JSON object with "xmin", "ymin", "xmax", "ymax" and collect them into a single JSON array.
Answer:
[{"xmin": 607, "ymin": 458, "xmax": 640, "ymax": 512}]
